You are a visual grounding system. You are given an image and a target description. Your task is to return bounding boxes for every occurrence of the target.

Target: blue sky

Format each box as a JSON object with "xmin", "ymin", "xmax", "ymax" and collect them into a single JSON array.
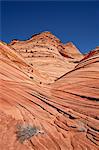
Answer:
[{"xmin": 1, "ymin": 1, "xmax": 99, "ymax": 53}]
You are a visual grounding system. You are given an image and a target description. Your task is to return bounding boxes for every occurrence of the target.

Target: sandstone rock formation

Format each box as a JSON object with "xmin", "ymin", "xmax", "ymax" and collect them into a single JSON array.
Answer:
[
  {"xmin": 0, "ymin": 32, "xmax": 99, "ymax": 150},
  {"xmin": 64, "ymin": 42, "xmax": 83, "ymax": 61},
  {"xmin": 9, "ymin": 32, "xmax": 83, "ymax": 83}
]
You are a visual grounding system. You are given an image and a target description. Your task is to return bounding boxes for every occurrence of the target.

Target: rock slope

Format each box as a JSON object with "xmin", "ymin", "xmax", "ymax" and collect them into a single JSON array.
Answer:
[
  {"xmin": 0, "ymin": 32, "xmax": 99, "ymax": 150},
  {"xmin": 9, "ymin": 32, "xmax": 83, "ymax": 83}
]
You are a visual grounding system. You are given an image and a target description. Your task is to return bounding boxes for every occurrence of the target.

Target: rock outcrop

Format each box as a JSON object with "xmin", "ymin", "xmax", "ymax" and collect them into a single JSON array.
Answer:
[
  {"xmin": 9, "ymin": 32, "xmax": 83, "ymax": 83},
  {"xmin": 64, "ymin": 42, "xmax": 83, "ymax": 61},
  {"xmin": 0, "ymin": 32, "xmax": 99, "ymax": 150}
]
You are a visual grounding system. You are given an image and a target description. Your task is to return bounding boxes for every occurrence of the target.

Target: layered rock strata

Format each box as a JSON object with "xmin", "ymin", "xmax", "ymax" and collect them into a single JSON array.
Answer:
[
  {"xmin": 0, "ymin": 32, "xmax": 99, "ymax": 150},
  {"xmin": 9, "ymin": 32, "xmax": 83, "ymax": 83}
]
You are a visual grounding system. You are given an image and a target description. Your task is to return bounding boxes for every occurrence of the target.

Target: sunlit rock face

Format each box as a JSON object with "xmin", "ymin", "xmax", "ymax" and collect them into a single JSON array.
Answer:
[
  {"xmin": 64, "ymin": 42, "xmax": 83, "ymax": 61},
  {"xmin": 9, "ymin": 31, "xmax": 83, "ymax": 83},
  {"xmin": 0, "ymin": 32, "xmax": 99, "ymax": 150}
]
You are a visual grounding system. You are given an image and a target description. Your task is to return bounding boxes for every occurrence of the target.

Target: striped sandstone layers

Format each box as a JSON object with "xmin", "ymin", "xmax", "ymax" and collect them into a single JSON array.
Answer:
[
  {"xmin": 0, "ymin": 32, "xmax": 99, "ymax": 150},
  {"xmin": 9, "ymin": 32, "xmax": 83, "ymax": 83}
]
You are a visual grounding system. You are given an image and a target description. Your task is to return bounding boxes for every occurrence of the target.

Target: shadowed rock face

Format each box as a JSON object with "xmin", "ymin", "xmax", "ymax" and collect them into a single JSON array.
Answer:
[{"xmin": 0, "ymin": 32, "xmax": 99, "ymax": 150}]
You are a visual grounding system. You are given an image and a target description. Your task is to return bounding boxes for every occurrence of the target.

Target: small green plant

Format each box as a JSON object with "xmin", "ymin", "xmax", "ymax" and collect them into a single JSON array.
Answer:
[{"xmin": 16, "ymin": 124, "xmax": 43, "ymax": 143}]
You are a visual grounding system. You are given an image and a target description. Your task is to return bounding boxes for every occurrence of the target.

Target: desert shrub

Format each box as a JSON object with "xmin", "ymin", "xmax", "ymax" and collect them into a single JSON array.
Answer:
[{"xmin": 16, "ymin": 124, "xmax": 42, "ymax": 143}]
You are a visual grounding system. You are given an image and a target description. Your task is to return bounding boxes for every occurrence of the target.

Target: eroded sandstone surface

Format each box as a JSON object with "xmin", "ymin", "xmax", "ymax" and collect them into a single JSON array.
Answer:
[
  {"xmin": 0, "ymin": 32, "xmax": 99, "ymax": 150},
  {"xmin": 9, "ymin": 32, "xmax": 83, "ymax": 83}
]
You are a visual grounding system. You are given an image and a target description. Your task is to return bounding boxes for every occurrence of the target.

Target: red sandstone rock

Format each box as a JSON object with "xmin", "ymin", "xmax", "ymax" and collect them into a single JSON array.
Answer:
[
  {"xmin": 0, "ymin": 32, "xmax": 99, "ymax": 150},
  {"xmin": 64, "ymin": 42, "xmax": 83, "ymax": 60},
  {"xmin": 9, "ymin": 32, "xmax": 83, "ymax": 83}
]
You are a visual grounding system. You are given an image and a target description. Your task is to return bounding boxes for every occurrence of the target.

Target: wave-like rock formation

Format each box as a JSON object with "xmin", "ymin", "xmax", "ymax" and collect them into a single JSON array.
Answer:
[
  {"xmin": 0, "ymin": 32, "xmax": 99, "ymax": 150},
  {"xmin": 9, "ymin": 32, "xmax": 83, "ymax": 83}
]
